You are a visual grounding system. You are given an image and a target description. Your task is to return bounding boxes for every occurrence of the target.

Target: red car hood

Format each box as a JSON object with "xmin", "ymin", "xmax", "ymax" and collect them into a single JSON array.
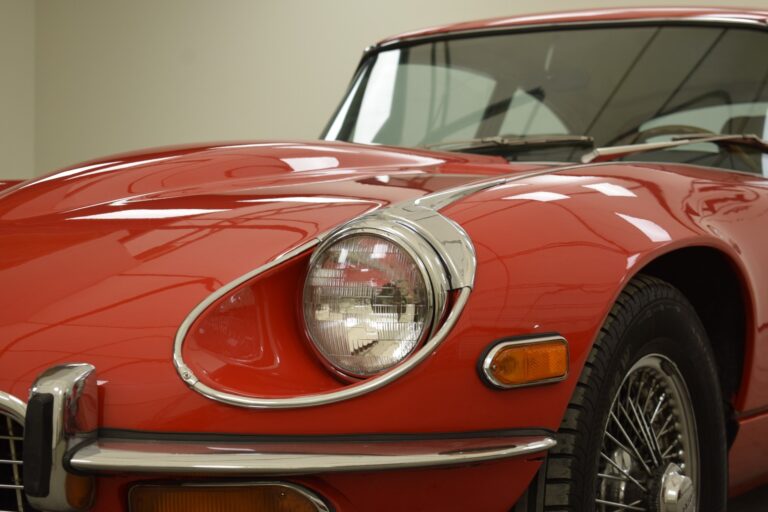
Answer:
[{"xmin": 0, "ymin": 141, "xmax": 552, "ymax": 391}]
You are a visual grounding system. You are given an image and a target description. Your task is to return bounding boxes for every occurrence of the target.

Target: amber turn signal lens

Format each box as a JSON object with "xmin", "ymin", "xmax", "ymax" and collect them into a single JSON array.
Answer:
[
  {"xmin": 484, "ymin": 338, "xmax": 568, "ymax": 388},
  {"xmin": 65, "ymin": 474, "xmax": 94, "ymax": 510},
  {"xmin": 129, "ymin": 483, "xmax": 325, "ymax": 512}
]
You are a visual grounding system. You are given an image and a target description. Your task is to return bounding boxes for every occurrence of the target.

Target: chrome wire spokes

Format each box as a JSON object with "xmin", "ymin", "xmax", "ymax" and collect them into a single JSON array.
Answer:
[{"xmin": 596, "ymin": 355, "xmax": 699, "ymax": 512}]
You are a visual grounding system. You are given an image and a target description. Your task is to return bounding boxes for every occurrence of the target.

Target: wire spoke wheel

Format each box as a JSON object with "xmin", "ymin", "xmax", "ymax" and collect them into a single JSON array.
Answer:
[
  {"xmin": 542, "ymin": 276, "xmax": 726, "ymax": 512},
  {"xmin": 597, "ymin": 354, "xmax": 699, "ymax": 512}
]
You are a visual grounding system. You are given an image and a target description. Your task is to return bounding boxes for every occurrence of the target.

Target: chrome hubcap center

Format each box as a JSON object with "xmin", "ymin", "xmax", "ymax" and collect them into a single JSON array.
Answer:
[{"xmin": 659, "ymin": 463, "xmax": 696, "ymax": 512}]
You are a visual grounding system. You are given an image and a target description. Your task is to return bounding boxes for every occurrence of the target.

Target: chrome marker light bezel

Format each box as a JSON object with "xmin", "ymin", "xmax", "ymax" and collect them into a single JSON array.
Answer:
[
  {"xmin": 480, "ymin": 335, "xmax": 570, "ymax": 389},
  {"xmin": 302, "ymin": 223, "xmax": 449, "ymax": 379}
]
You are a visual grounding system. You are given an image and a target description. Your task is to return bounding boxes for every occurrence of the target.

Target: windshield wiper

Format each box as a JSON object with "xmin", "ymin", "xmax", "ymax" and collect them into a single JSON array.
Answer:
[
  {"xmin": 582, "ymin": 134, "xmax": 768, "ymax": 164},
  {"xmin": 424, "ymin": 134, "xmax": 594, "ymax": 152}
]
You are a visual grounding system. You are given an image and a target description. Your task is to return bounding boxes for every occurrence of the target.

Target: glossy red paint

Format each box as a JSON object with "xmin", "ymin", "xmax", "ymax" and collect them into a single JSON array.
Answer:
[
  {"xmin": 2, "ymin": 13, "xmax": 768, "ymax": 512},
  {"xmin": 2, "ymin": 135, "xmax": 768, "ymax": 507},
  {"xmin": 0, "ymin": 141, "xmax": 554, "ymax": 434},
  {"xmin": 0, "ymin": 180, "xmax": 22, "ymax": 193},
  {"xmin": 3, "ymin": 140, "xmax": 767, "ymax": 509},
  {"xmin": 377, "ymin": 7, "xmax": 768, "ymax": 46}
]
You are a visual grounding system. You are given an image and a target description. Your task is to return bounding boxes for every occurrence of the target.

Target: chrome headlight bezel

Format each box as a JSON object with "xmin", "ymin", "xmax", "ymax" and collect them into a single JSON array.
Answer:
[
  {"xmin": 173, "ymin": 195, "xmax": 477, "ymax": 409},
  {"xmin": 302, "ymin": 222, "xmax": 449, "ymax": 378}
]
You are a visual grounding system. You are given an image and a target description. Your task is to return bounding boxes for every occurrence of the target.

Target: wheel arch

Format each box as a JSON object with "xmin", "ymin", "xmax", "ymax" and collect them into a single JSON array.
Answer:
[{"xmin": 631, "ymin": 245, "xmax": 754, "ymax": 445}]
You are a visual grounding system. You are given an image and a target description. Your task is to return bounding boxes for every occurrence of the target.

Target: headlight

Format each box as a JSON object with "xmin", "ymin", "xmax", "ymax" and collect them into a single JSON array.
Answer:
[{"xmin": 303, "ymin": 232, "xmax": 441, "ymax": 377}]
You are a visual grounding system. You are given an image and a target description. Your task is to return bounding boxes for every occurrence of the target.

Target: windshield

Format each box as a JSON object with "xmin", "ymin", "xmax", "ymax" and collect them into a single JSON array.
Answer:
[{"xmin": 324, "ymin": 24, "xmax": 768, "ymax": 173}]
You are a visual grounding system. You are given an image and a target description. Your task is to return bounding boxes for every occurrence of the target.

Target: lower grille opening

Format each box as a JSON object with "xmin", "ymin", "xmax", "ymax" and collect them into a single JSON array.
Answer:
[{"xmin": 1, "ymin": 411, "xmax": 36, "ymax": 512}]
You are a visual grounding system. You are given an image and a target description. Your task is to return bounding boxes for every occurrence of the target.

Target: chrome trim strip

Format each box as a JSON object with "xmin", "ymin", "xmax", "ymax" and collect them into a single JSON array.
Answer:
[
  {"xmin": 26, "ymin": 364, "xmax": 97, "ymax": 512},
  {"xmin": 127, "ymin": 481, "xmax": 331, "ymax": 512},
  {"xmin": 70, "ymin": 434, "xmax": 556, "ymax": 475},
  {"xmin": 376, "ymin": 16, "xmax": 768, "ymax": 50},
  {"xmin": 481, "ymin": 335, "xmax": 570, "ymax": 389},
  {"xmin": 0, "ymin": 392, "xmax": 26, "ymax": 424}
]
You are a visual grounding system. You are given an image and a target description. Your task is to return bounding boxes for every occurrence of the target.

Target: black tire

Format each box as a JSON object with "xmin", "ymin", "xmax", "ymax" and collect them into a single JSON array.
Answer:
[{"xmin": 543, "ymin": 274, "xmax": 728, "ymax": 511}]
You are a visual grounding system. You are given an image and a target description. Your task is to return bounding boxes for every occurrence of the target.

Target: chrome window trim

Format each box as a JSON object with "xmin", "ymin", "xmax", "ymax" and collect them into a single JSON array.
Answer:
[
  {"xmin": 127, "ymin": 481, "xmax": 331, "ymax": 512},
  {"xmin": 69, "ymin": 433, "xmax": 556, "ymax": 476},
  {"xmin": 0, "ymin": 392, "xmax": 26, "ymax": 424},
  {"xmin": 481, "ymin": 335, "xmax": 570, "ymax": 389}
]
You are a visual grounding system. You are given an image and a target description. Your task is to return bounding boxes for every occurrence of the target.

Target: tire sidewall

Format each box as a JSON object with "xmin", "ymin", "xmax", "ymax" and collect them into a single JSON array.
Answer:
[{"xmin": 583, "ymin": 293, "xmax": 728, "ymax": 511}]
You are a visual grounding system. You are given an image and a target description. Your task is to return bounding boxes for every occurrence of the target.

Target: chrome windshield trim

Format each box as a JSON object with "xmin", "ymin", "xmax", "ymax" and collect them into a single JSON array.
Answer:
[
  {"xmin": 127, "ymin": 482, "xmax": 331, "ymax": 512},
  {"xmin": 376, "ymin": 16, "xmax": 768, "ymax": 51},
  {"xmin": 0, "ymin": 391, "xmax": 26, "ymax": 423},
  {"xmin": 69, "ymin": 434, "xmax": 556, "ymax": 475}
]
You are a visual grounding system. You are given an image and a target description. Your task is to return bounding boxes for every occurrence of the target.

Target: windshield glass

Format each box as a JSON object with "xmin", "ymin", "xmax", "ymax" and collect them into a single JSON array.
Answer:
[{"xmin": 324, "ymin": 25, "xmax": 768, "ymax": 173}]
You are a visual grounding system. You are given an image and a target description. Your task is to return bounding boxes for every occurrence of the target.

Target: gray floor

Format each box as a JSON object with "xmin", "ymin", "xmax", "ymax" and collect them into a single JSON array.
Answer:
[{"xmin": 730, "ymin": 485, "xmax": 768, "ymax": 511}]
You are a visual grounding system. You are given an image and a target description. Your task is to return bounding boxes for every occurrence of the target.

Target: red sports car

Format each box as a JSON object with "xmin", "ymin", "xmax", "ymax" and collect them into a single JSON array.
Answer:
[{"xmin": 1, "ymin": 7, "xmax": 767, "ymax": 512}]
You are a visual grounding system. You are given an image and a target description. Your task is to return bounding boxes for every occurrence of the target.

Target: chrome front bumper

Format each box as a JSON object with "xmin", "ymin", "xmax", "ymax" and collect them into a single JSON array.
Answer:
[
  {"xmin": 20, "ymin": 363, "xmax": 556, "ymax": 511},
  {"xmin": 69, "ymin": 433, "xmax": 555, "ymax": 475}
]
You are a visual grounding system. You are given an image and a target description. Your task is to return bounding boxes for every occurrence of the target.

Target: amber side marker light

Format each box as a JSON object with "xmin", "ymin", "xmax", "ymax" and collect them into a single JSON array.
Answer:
[
  {"xmin": 481, "ymin": 335, "xmax": 569, "ymax": 388},
  {"xmin": 129, "ymin": 482, "xmax": 330, "ymax": 512}
]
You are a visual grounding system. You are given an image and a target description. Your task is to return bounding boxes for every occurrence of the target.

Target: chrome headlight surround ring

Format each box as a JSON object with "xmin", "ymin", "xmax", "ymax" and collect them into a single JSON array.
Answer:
[
  {"xmin": 173, "ymin": 201, "xmax": 476, "ymax": 409},
  {"xmin": 302, "ymin": 220, "xmax": 451, "ymax": 379}
]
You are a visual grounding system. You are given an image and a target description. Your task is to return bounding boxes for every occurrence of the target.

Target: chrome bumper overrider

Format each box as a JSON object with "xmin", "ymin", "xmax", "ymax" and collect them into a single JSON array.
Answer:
[{"xmin": 21, "ymin": 364, "xmax": 556, "ymax": 511}]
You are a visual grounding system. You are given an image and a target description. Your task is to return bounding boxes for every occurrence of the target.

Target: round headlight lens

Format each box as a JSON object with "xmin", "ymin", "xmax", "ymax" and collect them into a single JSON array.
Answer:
[{"xmin": 303, "ymin": 234, "xmax": 433, "ymax": 377}]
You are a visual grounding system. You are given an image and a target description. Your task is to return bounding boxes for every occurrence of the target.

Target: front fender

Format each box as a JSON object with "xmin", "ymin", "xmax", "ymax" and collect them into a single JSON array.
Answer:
[{"xmin": 441, "ymin": 162, "xmax": 764, "ymax": 428}]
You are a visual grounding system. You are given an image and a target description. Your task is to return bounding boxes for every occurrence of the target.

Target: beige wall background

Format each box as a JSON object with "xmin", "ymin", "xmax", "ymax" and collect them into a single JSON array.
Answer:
[
  {"xmin": 0, "ymin": 0, "xmax": 34, "ymax": 179},
  {"xmin": 2, "ymin": 0, "xmax": 768, "ymax": 179}
]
